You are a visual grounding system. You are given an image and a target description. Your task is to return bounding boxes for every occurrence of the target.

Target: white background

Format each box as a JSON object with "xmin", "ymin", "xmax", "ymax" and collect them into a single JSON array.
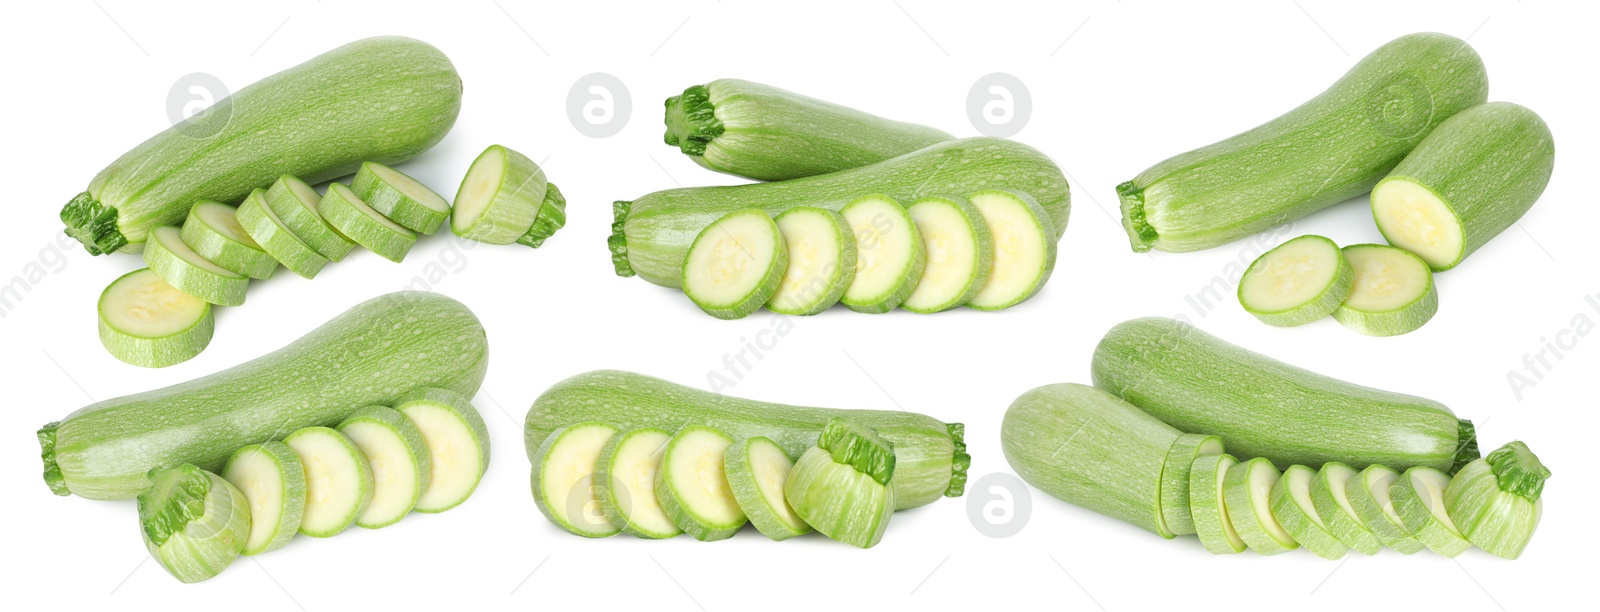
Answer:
[{"xmin": 2, "ymin": 1, "xmax": 1594, "ymax": 610}]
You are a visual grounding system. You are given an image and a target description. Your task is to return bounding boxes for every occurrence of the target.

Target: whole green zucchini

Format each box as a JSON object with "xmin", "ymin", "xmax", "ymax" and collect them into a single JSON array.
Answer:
[
  {"xmin": 524, "ymin": 370, "xmax": 969, "ymax": 509},
  {"xmin": 611, "ymin": 137, "xmax": 1070, "ymax": 287},
  {"xmin": 663, "ymin": 78, "xmax": 954, "ymax": 181},
  {"xmin": 1117, "ymin": 32, "xmax": 1488, "ymax": 253},
  {"xmin": 39, "ymin": 291, "xmax": 488, "ymax": 500},
  {"xmin": 62, "ymin": 36, "xmax": 463, "ymax": 255},
  {"xmin": 1090, "ymin": 317, "xmax": 1476, "ymax": 472}
]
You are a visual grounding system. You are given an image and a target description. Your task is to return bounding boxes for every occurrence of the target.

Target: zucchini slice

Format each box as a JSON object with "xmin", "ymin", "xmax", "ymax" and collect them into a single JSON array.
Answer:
[
  {"xmin": 784, "ymin": 419, "xmax": 897, "ymax": 548},
  {"xmin": 656, "ymin": 426, "xmax": 747, "ymax": 541},
  {"xmin": 320, "ymin": 183, "xmax": 417, "ymax": 262},
  {"xmin": 1445, "ymin": 441, "xmax": 1548, "ymax": 559},
  {"xmin": 351, "ymin": 162, "xmax": 450, "ymax": 234},
  {"xmin": 1390, "ymin": 466, "xmax": 1471, "ymax": 557},
  {"xmin": 1188, "ymin": 453, "xmax": 1246, "ymax": 554},
  {"xmin": 1373, "ymin": 102, "xmax": 1555, "ymax": 271},
  {"xmin": 452, "ymin": 144, "xmax": 548, "ymax": 244},
  {"xmin": 967, "ymin": 189, "xmax": 1057, "ymax": 310},
  {"xmin": 180, "ymin": 201, "xmax": 277, "ymax": 279},
  {"xmin": 839, "ymin": 194, "xmax": 924, "ymax": 313},
  {"xmin": 339, "ymin": 406, "xmax": 432, "ymax": 529},
  {"xmin": 1344, "ymin": 464, "xmax": 1424, "ymax": 554},
  {"xmin": 594, "ymin": 428, "xmax": 682, "ymax": 539},
  {"xmin": 222, "ymin": 441, "xmax": 306, "ymax": 556},
  {"xmin": 1238, "ymin": 235, "xmax": 1352, "ymax": 327},
  {"xmin": 1222, "ymin": 458, "xmax": 1298, "ymax": 555},
  {"xmin": 284, "ymin": 426, "xmax": 374, "ymax": 538},
  {"xmin": 532, "ymin": 422, "xmax": 621, "ymax": 538},
  {"xmin": 1159, "ymin": 434, "xmax": 1223, "ymax": 536},
  {"xmin": 1308, "ymin": 462, "xmax": 1384, "ymax": 555},
  {"xmin": 1269, "ymin": 465, "xmax": 1348, "ymax": 559},
  {"xmin": 724, "ymin": 436, "xmax": 810, "ymax": 540},
  {"xmin": 264, "ymin": 176, "xmax": 355, "ymax": 261},
  {"xmin": 97, "ymin": 268, "xmax": 213, "ymax": 368},
  {"xmin": 237, "ymin": 188, "xmax": 330, "ymax": 278},
  {"xmin": 766, "ymin": 206, "xmax": 856, "ymax": 316},
  {"xmin": 142, "ymin": 226, "xmax": 249, "ymax": 306},
  {"xmin": 137, "ymin": 464, "xmax": 249, "ymax": 583},
  {"xmin": 902, "ymin": 195, "xmax": 992, "ymax": 313},
  {"xmin": 1333, "ymin": 245, "xmax": 1438, "ymax": 336},
  {"xmin": 395, "ymin": 387, "xmax": 491, "ymax": 513},
  {"xmin": 681, "ymin": 209, "xmax": 788, "ymax": 320}
]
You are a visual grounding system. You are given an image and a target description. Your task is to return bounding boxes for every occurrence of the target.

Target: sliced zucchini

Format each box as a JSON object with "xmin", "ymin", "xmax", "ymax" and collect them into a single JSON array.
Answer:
[
  {"xmin": 179, "ymin": 201, "xmax": 277, "ymax": 279},
  {"xmin": 656, "ymin": 426, "xmax": 746, "ymax": 541},
  {"xmin": 1222, "ymin": 458, "xmax": 1298, "ymax": 555},
  {"xmin": 237, "ymin": 188, "xmax": 329, "ymax": 278},
  {"xmin": 681, "ymin": 209, "xmax": 788, "ymax": 320},
  {"xmin": 222, "ymin": 441, "xmax": 306, "ymax": 556},
  {"xmin": 1159, "ymin": 434, "xmax": 1223, "ymax": 536},
  {"xmin": 1344, "ymin": 464, "xmax": 1425, "ymax": 554},
  {"xmin": 452, "ymin": 144, "xmax": 548, "ymax": 244},
  {"xmin": 1188, "ymin": 453, "xmax": 1246, "ymax": 554},
  {"xmin": 320, "ymin": 183, "xmax": 417, "ymax": 262},
  {"xmin": 264, "ymin": 175, "xmax": 355, "ymax": 261},
  {"xmin": 1269, "ymin": 464, "xmax": 1348, "ymax": 559},
  {"xmin": 283, "ymin": 426, "xmax": 373, "ymax": 538},
  {"xmin": 142, "ymin": 226, "xmax": 249, "ymax": 306},
  {"xmin": 724, "ymin": 436, "xmax": 810, "ymax": 540},
  {"xmin": 339, "ymin": 406, "xmax": 431, "ymax": 529},
  {"xmin": 1390, "ymin": 466, "xmax": 1471, "ymax": 557},
  {"xmin": 1333, "ymin": 244, "xmax": 1437, "ymax": 336},
  {"xmin": 394, "ymin": 387, "xmax": 491, "ymax": 513},
  {"xmin": 351, "ymin": 161, "xmax": 450, "ymax": 234},
  {"xmin": 1445, "ymin": 441, "xmax": 1549, "ymax": 560},
  {"xmin": 136, "ymin": 464, "xmax": 249, "ymax": 583},
  {"xmin": 594, "ymin": 428, "xmax": 681, "ymax": 539},
  {"xmin": 839, "ymin": 194, "xmax": 924, "ymax": 313},
  {"xmin": 966, "ymin": 189, "xmax": 1058, "ymax": 310},
  {"xmin": 1238, "ymin": 234, "xmax": 1353, "ymax": 327},
  {"xmin": 1308, "ymin": 462, "xmax": 1384, "ymax": 555},
  {"xmin": 97, "ymin": 268, "xmax": 213, "ymax": 368},
  {"xmin": 784, "ymin": 420, "xmax": 897, "ymax": 549},
  {"xmin": 902, "ymin": 195, "xmax": 992, "ymax": 313},
  {"xmin": 532, "ymin": 422, "xmax": 621, "ymax": 538},
  {"xmin": 765, "ymin": 207, "xmax": 856, "ymax": 316}
]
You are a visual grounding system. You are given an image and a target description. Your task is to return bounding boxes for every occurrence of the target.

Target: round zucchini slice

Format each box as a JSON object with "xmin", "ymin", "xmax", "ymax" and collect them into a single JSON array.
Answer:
[
  {"xmin": 1333, "ymin": 244, "xmax": 1438, "ymax": 336},
  {"xmin": 264, "ymin": 175, "xmax": 355, "ymax": 261},
  {"xmin": 179, "ymin": 201, "xmax": 277, "ymax": 279},
  {"xmin": 222, "ymin": 441, "xmax": 306, "ymax": 555},
  {"xmin": 766, "ymin": 207, "xmax": 855, "ymax": 316},
  {"xmin": 594, "ymin": 428, "xmax": 682, "ymax": 539},
  {"xmin": 967, "ymin": 189, "xmax": 1058, "ymax": 311},
  {"xmin": 284, "ymin": 426, "xmax": 374, "ymax": 538},
  {"xmin": 1189, "ymin": 453, "xmax": 1246, "ymax": 554},
  {"xmin": 902, "ymin": 195, "xmax": 992, "ymax": 313},
  {"xmin": 1159, "ymin": 433, "xmax": 1223, "ymax": 536},
  {"xmin": 97, "ymin": 268, "xmax": 213, "ymax": 368},
  {"xmin": 352, "ymin": 162, "xmax": 450, "ymax": 234},
  {"xmin": 681, "ymin": 209, "xmax": 787, "ymax": 320},
  {"xmin": 1238, "ymin": 234, "xmax": 1352, "ymax": 327},
  {"xmin": 1222, "ymin": 458, "xmax": 1298, "ymax": 555},
  {"xmin": 1308, "ymin": 462, "xmax": 1384, "ymax": 555},
  {"xmin": 1390, "ymin": 466, "xmax": 1472, "ymax": 557},
  {"xmin": 1269, "ymin": 464, "xmax": 1348, "ymax": 559},
  {"xmin": 142, "ymin": 225, "xmax": 249, "ymax": 306},
  {"xmin": 1343, "ymin": 464, "xmax": 1425, "ymax": 554},
  {"xmin": 532, "ymin": 422, "xmax": 621, "ymax": 538},
  {"xmin": 656, "ymin": 426, "xmax": 747, "ymax": 541},
  {"xmin": 839, "ymin": 194, "xmax": 924, "ymax": 313},
  {"xmin": 339, "ymin": 406, "xmax": 432, "ymax": 529},
  {"xmin": 320, "ymin": 183, "xmax": 418, "ymax": 263},
  {"xmin": 237, "ymin": 188, "xmax": 329, "ymax": 278},
  {"xmin": 394, "ymin": 387, "xmax": 491, "ymax": 514},
  {"xmin": 724, "ymin": 436, "xmax": 811, "ymax": 540}
]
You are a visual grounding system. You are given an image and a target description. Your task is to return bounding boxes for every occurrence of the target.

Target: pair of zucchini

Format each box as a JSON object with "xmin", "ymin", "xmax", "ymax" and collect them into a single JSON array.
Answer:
[{"xmin": 1238, "ymin": 235, "xmax": 1437, "ymax": 336}]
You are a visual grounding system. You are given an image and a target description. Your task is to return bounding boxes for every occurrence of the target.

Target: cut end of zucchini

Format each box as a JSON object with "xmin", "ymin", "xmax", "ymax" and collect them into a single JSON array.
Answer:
[
  {"xmin": 818, "ymin": 418, "xmax": 897, "ymax": 486},
  {"xmin": 663, "ymin": 83, "xmax": 724, "ymax": 156},
  {"xmin": 657, "ymin": 426, "xmax": 747, "ymax": 541},
  {"xmin": 1446, "ymin": 442, "xmax": 1546, "ymax": 559},
  {"xmin": 784, "ymin": 446, "xmax": 895, "ymax": 548},
  {"xmin": 609, "ymin": 200, "xmax": 636, "ymax": 277},
  {"xmin": 98, "ymin": 268, "xmax": 214, "ymax": 368},
  {"xmin": 1223, "ymin": 458, "xmax": 1298, "ymax": 555},
  {"xmin": 533, "ymin": 422, "xmax": 621, "ymax": 538},
  {"xmin": 1270, "ymin": 465, "xmax": 1349, "ymax": 559},
  {"xmin": 396, "ymin": 387, "xmax": 491, "ymax": 513},
  {"xmin": 451, "ymin": 144, "xmax": 547, "ymax": 244},
  {"xmin": 596, "ymin": 428, "xmax": 681, "ymax": 539},
  {"xmin": 945, "ymin": 422, "xmax": 970, "ymax": 498},
  {"xmin": 967, "ymin": 189, "xmax": 1057, "ymax": 311},
  {"xmin": 725, "ymin": 437, "xmax": 811, "ymax": 540},
  {"xmin": 1115, "ymin": 181, "xmax": 1157, "ymax": 253},
  {"xmin": 1238, "ymin": 235, "xmax": 1352, "ymax": 327},
  {"xmin": 517, "ymin": 182, "xmax": 568, "ymax": 249},
  {"xmin": 903, "ymin": 196, "xmax": 992, "ymax": 313},
  {"xmin": 61, "ymin": 191, "xmax": 129, "ymax": 255},
  {"xmin": 137, "ymin": 464, "xmax": 249, "ymax": 583},
  {"xmin": 1372, "ymin": 179, "xmax": 1465, "ymax": 271},
  {"xmin": 682, "ymin": 209, "xmax": 787, "ymax": 319},
  {"xmin": 143, "ymin": 226, "xmax": 250, "ymax": 306},
  {"xmin": 767, "ymin": 206, "xmax": 855, "ymax": 315},
  {"xmin": 223, "ymin": 442, "xmax": 306, "ymax": 555},
  {"xmin": 1333, "ymin": 244, "xmax": 1438, "ymax": 336},
  {"xmin": 840, "ymin": 194, "xmax": 924, "ymax": 313},
  {"xmin": 352, "ymin": 162, "xmax": 450, "ymax": 235},
  {"xmin": 1189, "ymin": 453, "xmax": 1246, "ymax": 554},
  {"xmin": 1486, "ymin": 440, "xmax": 1550, "ymax": 501}
]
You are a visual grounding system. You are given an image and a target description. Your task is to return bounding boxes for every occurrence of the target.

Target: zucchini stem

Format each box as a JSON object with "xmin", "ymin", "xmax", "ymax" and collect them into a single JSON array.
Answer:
[
  {"xmin": 1452, "ymin": 419, "xmax": 1480, "ymax": 475},
  {"xmin": 60, "ymin": 191, "xmax": 129, "ymax": 255},
  {"xmin": 945, "ymin": 422, "xmax": 969, "ymax": 497},
  {"xmin": 609, "ymin": 200, "xmax": 635, "ymax": 277},
  {"xmin": 38, "ymin": 421, "xmax": 67, "ymax": 496},
  {"xmin": 662, "ymin": 84, "xmax": 724, "ymax": 156},
  {"xmin": 516, "ymin": 182, "xmax": 568, "ymax": 248},
  {"xmin": 1115, "ymin": 182, "xmax": 1157, "ymax": 253}
]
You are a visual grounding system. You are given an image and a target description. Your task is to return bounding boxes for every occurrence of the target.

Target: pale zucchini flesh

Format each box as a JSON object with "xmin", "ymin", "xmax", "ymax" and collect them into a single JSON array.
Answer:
[
  {"xmin": 681, "ymin": 209, "xmax": 787, "ymax": 319},
  {"xmin": 1333, "ymin": 244, "xmax": 1437, "ymax": 337},
  {"xmin": 1344, "ymin": 465, "xmax": 1424, "ymax": 554},
  {"xmin": 1238, "ymin": 234, "xmax": 1352, "ymax": 327},
  {"xmin": 222, "ymin": 441, "xmax": 306, "ymax": 556},
  {"xmin": 452, "ymin": 144, "xmax": 548, "ymax": 244},
  {"xmin": 595, "ymin": 428, "xmax": 681, "ymax": 539},
  {"xmin": 320, "ymin": 183, "xmax": 417, "ymax": 262},
  {"xmin": 351, "ymin": 162, "xmax": 450, "ymax": 234},
  {"xmin": 1308, "ymin": 462, "xmax": 1384, "ymax": 555},
  {"xmin": 656, "ymin": 426, "xmax": 747, "ymax": 541},
  {"xmin": 966, "ymin": 189, "xmax": 1057, "ymax": 310},
  {"xmin": 1390, "ymin": 466, "xmax": 1471, "ymax": 557},
  {"xmin": 766, "ymin": 206, "xmax": 856, "ymax": 315},
  {"xmin": 136, "ymin": 464, "xmax": 250, "ymax": 583},
  {"xmin": 1158, "ymin": 434, "xmax": 1223, "ymax": 536},
  {"xmin": 395, "ymin": 387, "xmax": 492, "ymax": 513},
  {"xmin": 142, "ymin": 226, "xmax": 250, "ymax": 306},
  {"xmin": 1222, "ymin": 458, "xmax": 1298, "ymax": 555},
  {"xmin": 532, "ymin": 422, "xmax": 621, "ymax": 538},
  {"xmin": 180, "ymin": 201, "xmax": 277, "ymax": 279},
  {"xmin": 902, "ymin": 196, "xmax": 992, "ymax": 313},
  {"xmin": 285, "ymin": 426, "xmax": 374, "ymax": 538},
  {"xmin": 264, "ymin": 175, "xmax": 355, "ymax": 261},
  {"xmin": 839, "ymin": 195, "xmax": 925, "ymax": 313},
  {"xmin": 1269, "ymin": 464, "xmax": 1348, "ymax": 559},
  {"xmin": 97, "ymin": 268, "xmax": 213, "ymax": 368},
  {"xmin": 784, "ymin": 446, "xmax": 894, "ymax": 548},
  {"xmin": 237, "ymin": 188, "xmax": 330, "ymax": 278},
  {"xmin": 339, "ymin": 406, "xmax": 432, "ymax": 529},
  {"xmin": 1189, "ymin": 453, "xmax": 1246, "ymax": 554},
  {"xmin": 724, "ymin": 436, "xmax": 810, "ymax": 540}
]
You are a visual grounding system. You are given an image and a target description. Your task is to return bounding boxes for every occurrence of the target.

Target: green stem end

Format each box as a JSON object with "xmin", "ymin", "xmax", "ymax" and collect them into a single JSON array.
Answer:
[
  {"xmin": 61, "ymin": 191, "xmax": 127, "ymax": 255},
  {"xmin": 608, "ymin": 200, "xmax": 635, "ymax": 277},
  {"xmin": 1116, "ymin": 181, "xmax": 1157, "ymax": 253},
  {"xmin": 1453, "ymin": 419, "xmax": 1481, "ymax": 475},
  {"xmin": 946, "ymin": 422, "xmax": 969, "ymax": 498},
  {"xmin": 38, "ymin": 421, "xmax": 68, "ymax": 496},
  {"xmin": 516, "ymin": 182, "xmax": 567, "ymax": 249},
  {"xmin": 662, "ymin": 84, "xmax": 724, "ymax": 156},
  {"xmin": 1486, "ymin": 440, "xmax": 1550, "ymax": 502}
]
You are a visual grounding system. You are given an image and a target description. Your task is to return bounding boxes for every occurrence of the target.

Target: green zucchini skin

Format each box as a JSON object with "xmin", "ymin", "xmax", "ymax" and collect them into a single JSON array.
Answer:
[
  {"xmin": 62, "ymin": 36, "xmax": 462, "ymax": 255},
  {"xmin": 524, "ymin": 370, "xmax": 968, "ymax": 510},
  {"xmin": 1117, "ymin": 32, "xmax": 1488, "ymax": 253},
  {"xmin": 1001, "ymin": 383, "xmax": 1180, "ymax": 538},
  {"xmin": 38, "ymin": 291, "xmax": 488, "ymax": 500},
  {"xmin": 612, "ymin": 137, "xmax": 1070, "ymax": 287},
  {"xmin": 663, "ymin": 79, "xmax": 954, "ymax": 181},
  {"xmin": 1091, "ymin": 317, "xmax": 1476, "ymax": 472},
  {"xmin": 1372, "ymin": 102, "xmax": 1555, "ymax": 271}
]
